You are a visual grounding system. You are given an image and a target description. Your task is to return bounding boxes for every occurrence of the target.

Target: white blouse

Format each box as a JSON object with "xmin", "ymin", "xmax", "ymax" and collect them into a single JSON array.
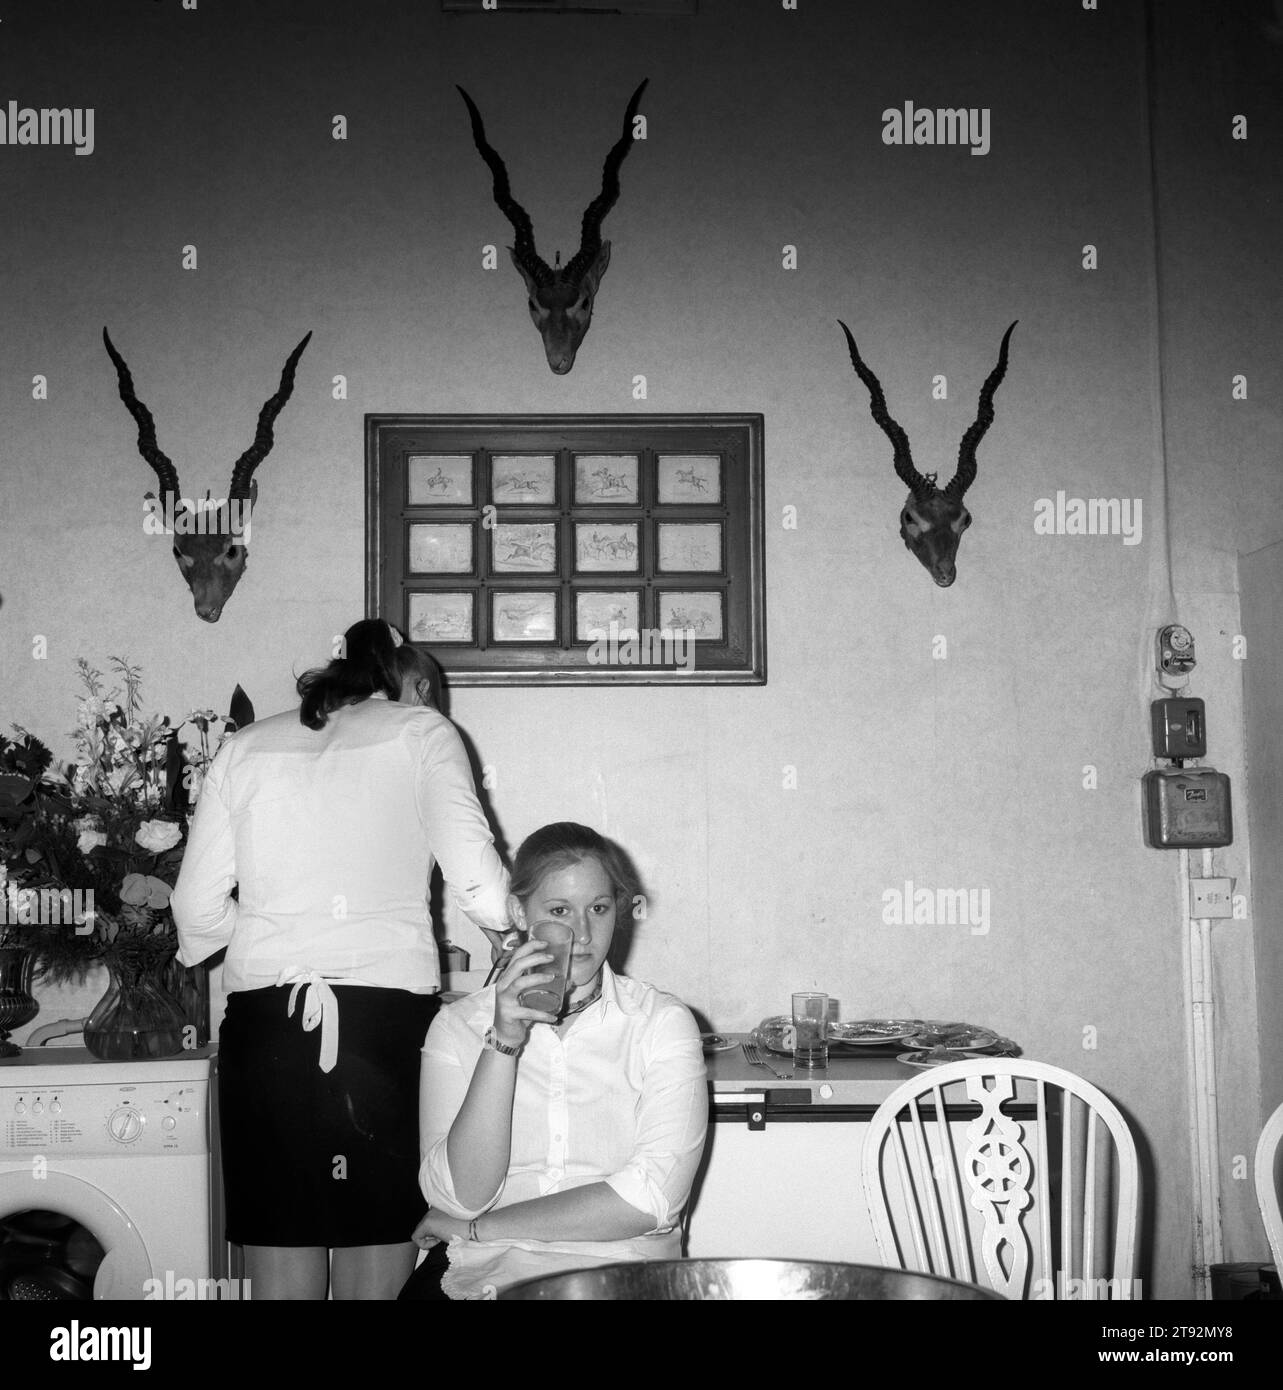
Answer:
[
  {"xmin": 172, "ymin": 695, "xmax": 510, "ymax": 1067},
  {"xmin": 420, "ymin": 964, "xmax": 709, "ymax": 1298}
]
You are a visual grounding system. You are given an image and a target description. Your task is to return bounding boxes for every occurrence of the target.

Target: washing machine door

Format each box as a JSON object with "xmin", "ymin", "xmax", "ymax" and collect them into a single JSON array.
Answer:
[{"xmin": 0, "ymin": 1171, "xmax": 150, "ymax": 1299}]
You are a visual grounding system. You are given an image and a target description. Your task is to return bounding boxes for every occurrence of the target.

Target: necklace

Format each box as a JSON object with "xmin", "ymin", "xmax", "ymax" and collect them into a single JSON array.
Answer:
[{"xmin": 561, "ymin": 983, "xmax": 602, "ymax": 1019}]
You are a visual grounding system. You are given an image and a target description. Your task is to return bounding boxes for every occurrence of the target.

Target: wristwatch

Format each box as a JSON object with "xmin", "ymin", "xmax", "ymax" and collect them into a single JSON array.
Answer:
[{"xmin": 483, "ymin": 1025, "xmax": 524, "ymax": 1058}]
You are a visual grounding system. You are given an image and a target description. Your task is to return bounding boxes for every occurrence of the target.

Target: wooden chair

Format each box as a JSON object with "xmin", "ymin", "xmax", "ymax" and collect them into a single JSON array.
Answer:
[
  {"xmin": 1253, "ymin": 1100, "xmax": 1283, "ymax": 1271},
  {"xmin": 861, "ymin": 1058, "xmax": 1140, "ymax": 1300}
]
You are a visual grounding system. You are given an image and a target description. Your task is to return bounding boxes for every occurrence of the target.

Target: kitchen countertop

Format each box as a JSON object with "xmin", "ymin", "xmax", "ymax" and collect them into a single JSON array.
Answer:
[
  {"xmin": 704, "ymin": 1033, "xmax": 921, "ymax": 1107},
  {"xmin": 704, "ymin": 1034, "xmax": 1037, "ymax": 1120},
  {"xmin": 0, "ymin": 1045, "xmax": 216, "ymax": 1087}
]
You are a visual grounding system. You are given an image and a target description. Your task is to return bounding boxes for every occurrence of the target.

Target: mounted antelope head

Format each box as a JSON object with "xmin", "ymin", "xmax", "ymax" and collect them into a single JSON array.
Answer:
[
  {"xmin": 103, "ymin": 328, "xmax": 311, "ymax": 622},
  {"xmin": 457, "ymin": 79, "xmax": 648, "ymax": 375},
  {"xmin": 839, "ymin": 320, "xmax": 1017, "ymax": 587}
]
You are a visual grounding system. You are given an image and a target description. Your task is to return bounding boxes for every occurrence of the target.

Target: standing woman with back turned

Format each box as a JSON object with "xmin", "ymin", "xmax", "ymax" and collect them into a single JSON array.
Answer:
[{"xmin": 171, "ymin": 618, "xmax": 510, "ymax": 1300}]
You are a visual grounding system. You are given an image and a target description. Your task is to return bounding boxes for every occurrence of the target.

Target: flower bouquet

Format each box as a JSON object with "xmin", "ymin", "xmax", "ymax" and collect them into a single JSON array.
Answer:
[{"xmin": 0, "ymin": 658, "xmax": 251, "ymax": 1058}]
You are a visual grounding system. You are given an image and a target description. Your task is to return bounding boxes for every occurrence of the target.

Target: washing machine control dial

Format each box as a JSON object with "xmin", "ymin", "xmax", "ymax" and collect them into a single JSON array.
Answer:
[{"xmin": 107, "ymin": 1105, "xmax": 145, "ymax": 1144}]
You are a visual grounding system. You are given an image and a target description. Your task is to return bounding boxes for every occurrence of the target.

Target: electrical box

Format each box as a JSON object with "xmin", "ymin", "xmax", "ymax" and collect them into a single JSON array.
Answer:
[
  {"xmin": 1151, "ymin": 698, "xmax": 1207, "ymax": 758},
  {"xmin": 1156, "ymin": 624, "xmax": 1196, "ymax": 677},
  {"xmin": 1189, "ymin": 878, "xmax": 1235, "ymax": 919},
  {"xmin": 1142, "ymin": 767, "xmax": 1233, "ymax": 848}
]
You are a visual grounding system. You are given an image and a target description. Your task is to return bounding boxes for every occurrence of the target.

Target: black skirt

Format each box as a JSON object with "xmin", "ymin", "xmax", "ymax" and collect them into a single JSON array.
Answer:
[{"xmin": 217, "ymin": 985, "xmax": 438, "ymax": 1248}]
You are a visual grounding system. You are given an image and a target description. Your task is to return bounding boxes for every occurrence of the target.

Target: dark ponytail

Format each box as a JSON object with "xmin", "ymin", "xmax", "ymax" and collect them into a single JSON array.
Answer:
[{"xmin": 297, "ymin": 619, "xmax": 442, "ymax": 730}]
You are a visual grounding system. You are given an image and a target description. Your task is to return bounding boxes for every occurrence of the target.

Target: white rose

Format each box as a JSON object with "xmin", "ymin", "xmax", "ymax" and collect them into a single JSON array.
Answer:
[
  {"xmin": 135, "ymin": 819, "xmax": 183, "ymax": 853},
  {"xmin": 77, "ymin": 830, "xmax": 108, "ymax": 854}
]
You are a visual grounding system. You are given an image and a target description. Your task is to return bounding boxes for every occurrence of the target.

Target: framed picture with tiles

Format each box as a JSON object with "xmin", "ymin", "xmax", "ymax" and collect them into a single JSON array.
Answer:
[{"xmin": 365, "ymin": 414, "xmax": 766, "ymax": 685}]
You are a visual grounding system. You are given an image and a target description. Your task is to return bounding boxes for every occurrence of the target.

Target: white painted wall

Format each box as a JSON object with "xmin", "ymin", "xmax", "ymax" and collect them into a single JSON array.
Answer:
[{"xmin": 1, "ymin": 0, "xmax": 1278, "ymax": 1296}]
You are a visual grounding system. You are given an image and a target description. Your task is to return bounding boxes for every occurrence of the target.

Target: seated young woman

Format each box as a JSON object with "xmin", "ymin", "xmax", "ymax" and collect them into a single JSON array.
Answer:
[{"xmin": 410, "ymin": 821, "xmax": 708, "ymax": 1299}]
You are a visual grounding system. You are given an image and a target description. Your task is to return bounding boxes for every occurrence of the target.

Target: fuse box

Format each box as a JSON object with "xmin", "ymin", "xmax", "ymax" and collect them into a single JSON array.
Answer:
[
  {"xmin": 1142, "ymin": 767, "xmax": 1233, "ymax": 848},
  {"xmin": 1151, "ymin": 698, "xmax": 1207, "ymax": 759}
]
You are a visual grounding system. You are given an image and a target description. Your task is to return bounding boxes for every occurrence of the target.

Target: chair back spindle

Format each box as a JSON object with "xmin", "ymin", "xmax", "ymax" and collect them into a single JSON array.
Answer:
[{"xmin": 862, "ymin": 1059, "xmax": 1140, "ymax": 1299}]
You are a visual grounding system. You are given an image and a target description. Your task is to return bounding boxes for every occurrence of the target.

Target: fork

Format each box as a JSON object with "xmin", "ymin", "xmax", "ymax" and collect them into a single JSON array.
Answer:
[{"xmin": 742, "ymin": 1042, "xmax": 794, "ymax": 1080}]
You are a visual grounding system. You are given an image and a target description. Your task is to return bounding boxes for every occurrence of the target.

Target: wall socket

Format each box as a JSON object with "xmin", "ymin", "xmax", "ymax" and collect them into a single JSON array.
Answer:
[{"xmin": 1189, "ymin": 878, "xmax": 1235, "ymax": 919}]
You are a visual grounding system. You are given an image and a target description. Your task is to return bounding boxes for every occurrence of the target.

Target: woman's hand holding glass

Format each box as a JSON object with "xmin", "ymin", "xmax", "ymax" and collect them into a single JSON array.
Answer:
[{"xmin": 491, "ymin": 938, "xmax": 560, "ymax": 1048}]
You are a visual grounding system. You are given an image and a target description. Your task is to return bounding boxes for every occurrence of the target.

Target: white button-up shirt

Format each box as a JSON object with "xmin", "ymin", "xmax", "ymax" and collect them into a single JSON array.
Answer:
[
  {"xmin": 420, "ymin": 964, "xmax": 708, "ymax": 1298},
  {"xmin": 172, "ymin": 695, "xmax": 510, "ymax": 1067}
]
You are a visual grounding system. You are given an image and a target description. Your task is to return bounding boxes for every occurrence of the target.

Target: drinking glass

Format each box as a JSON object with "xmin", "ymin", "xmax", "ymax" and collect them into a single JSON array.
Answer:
[
  {"xmin": 518, "ymin": 921, "xmax": 573, "ymax": 1014},
  {"xmin": 791, "ymin": 991, "xmax": 829, "ymax": 1068}
]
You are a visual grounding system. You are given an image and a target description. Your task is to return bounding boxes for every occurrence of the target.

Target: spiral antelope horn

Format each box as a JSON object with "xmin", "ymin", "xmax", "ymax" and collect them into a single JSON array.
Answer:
[
  {"xmin": 228, "ymin": 331, "xmax": 313, "ymax": 500},
  {"xmin": 456, "ymin": 86, "xmax": 553, "ymax": 288},
  {"xmin": 838, "ymin": 321, "xmax": 934, "ymax": 500},
  {"xmin": 945, "ymin": 320, "xmax": 1018, "ymax": 499},
  {"xmin": 102, "ymin": 328, "xmax": 181, "ymax": 502},
  {"xmin": 562, "ymin": 78, "xmax": 649, "ymax": 284}
]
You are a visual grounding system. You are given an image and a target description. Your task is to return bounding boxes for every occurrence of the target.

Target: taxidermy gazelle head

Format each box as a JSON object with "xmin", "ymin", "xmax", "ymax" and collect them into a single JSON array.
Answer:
[
  {"xmin": 103, "ymin": 328, "xmax": 311, "ymax": 622},
  {"xmin": 839, "ymin": 320, "xmax": 1017, "ymax": 587},
  {"xmin": 457, "ymin": 79, "xmax": 648, "ymax": 375}
]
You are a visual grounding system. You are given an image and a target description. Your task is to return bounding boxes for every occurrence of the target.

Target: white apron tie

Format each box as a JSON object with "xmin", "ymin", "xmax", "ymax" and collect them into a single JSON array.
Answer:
[{"xmin": 278, "ymin": 968, "xmax": 341, "ymax": 1073}]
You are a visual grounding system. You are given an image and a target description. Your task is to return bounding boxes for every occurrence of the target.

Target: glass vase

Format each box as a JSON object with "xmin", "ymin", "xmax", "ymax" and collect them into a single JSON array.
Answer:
[
  {"xmin": 84, "ymin": 953, "xmax": 187, "ymax": 1060},
  {"xmin": 160, "ymin": 956, "xmax": 210, "ymax": 1048},
  {"xmin": 0, "ymin": 946, "xmax": 40, "ymax": 1058}
]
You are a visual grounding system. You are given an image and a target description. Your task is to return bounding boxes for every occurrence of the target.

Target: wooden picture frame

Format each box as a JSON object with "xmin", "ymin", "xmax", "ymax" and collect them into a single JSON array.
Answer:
[{"xmin": 366, "ymin": 414, "xmax": 766, "ymax": 685}]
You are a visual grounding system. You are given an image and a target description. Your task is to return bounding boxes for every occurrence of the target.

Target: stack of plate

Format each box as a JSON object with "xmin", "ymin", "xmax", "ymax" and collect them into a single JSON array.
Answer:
[
  {"xmin": 741, "ymin": 1017, "xmax": 1019, "ymax": 1066},
  {"xmin": 703, "ymin": 1018, "xmax": 1021, "ymax": 1064},
  {"xmin": 893, "ymin": 1021, "xmax": 1020, "ymax": 1068},
  {"xmin": 748, "ymin": 1017, "xmax": 925, "ymax": 1056},
  {"xmin": 829, "ymin": 1019, "xmax": 925, "ymax": 1047}
]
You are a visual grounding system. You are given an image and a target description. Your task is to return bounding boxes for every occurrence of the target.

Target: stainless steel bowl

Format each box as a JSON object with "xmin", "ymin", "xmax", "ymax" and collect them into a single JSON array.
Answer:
[{"xmin": 497, "ymin": 1258, "xmax": 1004, "ymax": 1301}]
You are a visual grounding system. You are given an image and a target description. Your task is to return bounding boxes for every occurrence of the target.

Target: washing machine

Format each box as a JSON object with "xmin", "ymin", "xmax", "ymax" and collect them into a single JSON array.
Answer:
[{"xmin": 0, "ymin": 1048, "xmax": 214, "ymax": 1300}]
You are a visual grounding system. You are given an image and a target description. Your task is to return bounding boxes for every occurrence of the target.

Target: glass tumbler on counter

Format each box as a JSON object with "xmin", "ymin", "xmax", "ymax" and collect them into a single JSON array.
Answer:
[{"xmin": 791, "ymin": 991, "xmax": 829, "ymax": 1069}]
